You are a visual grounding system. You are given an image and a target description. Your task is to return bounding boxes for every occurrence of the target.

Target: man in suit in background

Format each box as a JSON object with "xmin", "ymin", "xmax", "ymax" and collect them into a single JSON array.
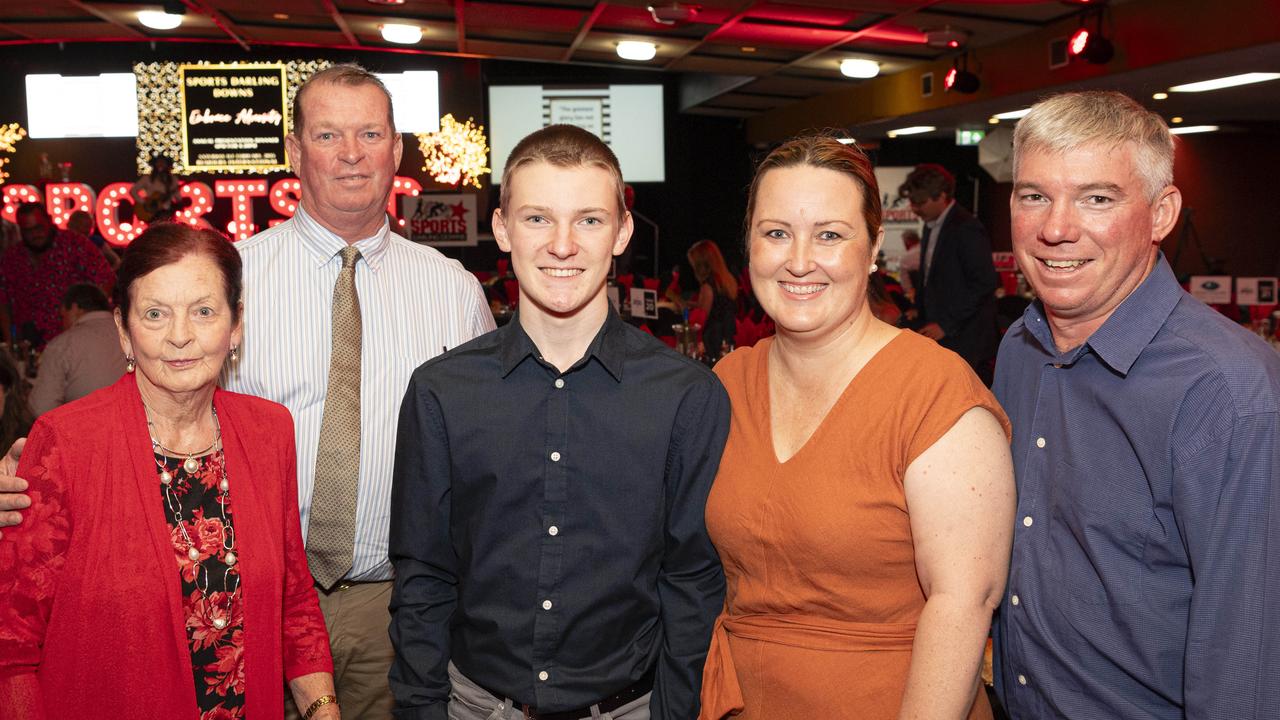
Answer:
[{"xmin": 900, "ymin": 164, "xmax": 1000, "ymax": 383}]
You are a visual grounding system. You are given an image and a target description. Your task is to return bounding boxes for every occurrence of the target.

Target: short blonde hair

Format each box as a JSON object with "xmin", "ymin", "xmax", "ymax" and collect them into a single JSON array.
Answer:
[
  {"xmin": 1014, "ymin": 90, "xmax": 1174, "ymax": 200},
  {"xmin": 500, "ymin": 125, "xmax": 626, "ymax": 215}
]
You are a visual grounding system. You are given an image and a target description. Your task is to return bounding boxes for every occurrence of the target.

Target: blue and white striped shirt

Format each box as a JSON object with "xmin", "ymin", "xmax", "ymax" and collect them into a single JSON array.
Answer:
[{"xmin": 226, "ymin": 206, "xmax": 494, "ymax": 581}]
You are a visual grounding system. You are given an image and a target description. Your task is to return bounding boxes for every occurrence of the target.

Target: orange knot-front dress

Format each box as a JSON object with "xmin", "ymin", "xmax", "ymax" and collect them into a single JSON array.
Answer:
[{"xmin": 700, "ymin": 332, "xmax": 1010, "ymax": 720}]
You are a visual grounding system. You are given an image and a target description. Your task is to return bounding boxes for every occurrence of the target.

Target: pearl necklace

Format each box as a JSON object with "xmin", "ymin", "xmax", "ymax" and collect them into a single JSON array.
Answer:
[{"xmin": 148, "ymin": 405, "xmax": 239, "ymax": 631}]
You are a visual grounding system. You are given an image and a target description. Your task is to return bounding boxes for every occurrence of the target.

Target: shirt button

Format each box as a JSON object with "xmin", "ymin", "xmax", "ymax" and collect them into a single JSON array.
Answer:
[
  {"xmin": 1011, "ymin": 594, "xmax": 1020, "ymax": 606},
  {"xmin": 550, "ymin": 451, "xmax": 561, "ymax": 462},
  {"xmin": 542, "ymin": 599, "xmax": 553, "ymax": 610},
  {"xmin": 554, "ymin": 378, "xmax": 565, "ymax": 389},
  {"xmin": 548, "ymin": 525, "xmax": 559, "ymax": 536},
  {"xmin": 1035, "ymin": 437, "xmax": 1046, "ymax": 448},
  {"xmin": 538, "ymin": 671, "xmax": 549, "ymax": 682},
  {"xmin": 1018, "ymin": 674, "xmax": 1027, "ymax": 686},
  {"xmin": 1023, "ymin": 516, "xmax": 1034, "ymax": 527}
]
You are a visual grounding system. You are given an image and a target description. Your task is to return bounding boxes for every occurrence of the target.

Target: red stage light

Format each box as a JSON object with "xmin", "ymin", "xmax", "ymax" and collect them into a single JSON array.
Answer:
[
  {"xmin": 1069, "ymin": 27, "xmax": 1090, "ymax": 56},
  {"xmin": 944, "ymin": 66, "xmax": 958, "ymax": 90},
  {"xmin": 947, "ymin": 40, "xmax": 959, "ymax": 48}
]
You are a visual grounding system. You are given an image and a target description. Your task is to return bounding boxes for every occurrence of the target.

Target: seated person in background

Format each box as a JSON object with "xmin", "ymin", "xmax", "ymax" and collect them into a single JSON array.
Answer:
[
  {"xmin": 0, "ymin": 222, "xmax": 337, "ymax": 720},
  {"xmin": 129, "ymin": 154, "xmax": 182, "ymax": 222},
  {"xmin": 0, "ymin": 353, "xmax": 33, "ymax": 454},
  {"xmin": 0, "ymin": 202, "xmax": 116, "ymax": 348},
  {"xmin": 686, "ymin": 239, "xmax": 739, "ymax": 358},
  {"xmin": 29, "ymin": 283, "xmax": 128, "ymax": 416}
]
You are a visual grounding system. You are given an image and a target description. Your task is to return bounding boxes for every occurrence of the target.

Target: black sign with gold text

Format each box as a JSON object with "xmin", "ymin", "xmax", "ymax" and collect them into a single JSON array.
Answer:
[{"xmin": 179, "ymin": 63, "xmax": 288, "ymax": 172}]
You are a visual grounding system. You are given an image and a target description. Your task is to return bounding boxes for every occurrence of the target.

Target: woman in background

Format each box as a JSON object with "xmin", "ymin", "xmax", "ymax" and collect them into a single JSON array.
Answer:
[
  {"xmin": 687, "ymin": 239, "xmax": 739, "ymax": 358},
  {"xmin": 700, "ymin": 136, "xmax": 1014, "ymax": 720}
]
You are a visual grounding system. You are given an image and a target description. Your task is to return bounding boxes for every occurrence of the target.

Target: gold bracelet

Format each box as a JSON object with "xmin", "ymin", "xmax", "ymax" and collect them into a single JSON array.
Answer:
[{"xmin": 303, "ymin": 694, "xmax": 338, "ymax": 720}]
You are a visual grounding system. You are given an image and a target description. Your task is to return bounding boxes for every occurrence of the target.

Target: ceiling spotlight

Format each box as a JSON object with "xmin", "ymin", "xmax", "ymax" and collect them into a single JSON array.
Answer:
[
  {"xmin": 924, "ymin": 26, "xmax": 970, "ymax": 49},
  {"xmin": 381, "ymin": 23, "xmax": 423, "ymax": 44},
  {"xmin": 944, "ymin": 55, "xmax": 980, "ymax": 94},
  {"xmin": 1152, "ymin": 92, "xmax": 1169, "ymax": 100},
  {"xmin": 840, "ymin": 59, "xmax": 880, "ymax": 79},
  {"xmin": 837, "ymin": 138, "xmax": 858, "ymax": 145},
  {"xmin": 648, "ymin": 3, "xmax": 700, "ymax": 26},
  {"xmin": 617, "ymin": 40, "xmax": 658, "ymax": 61},
  {"xmin": 1169, "ymin": 125, "xmax": 1220, "ymax": 135},
  {"xmin": 1169, "ymin": 72, "xmax": 1280, "ymax": 92},
  {"xmin": 1068, "ymin": 6, "xmax": 1114, "ymax": 64},
  {"xmin": 1171, "ymin": 116, "xmax": 1184, "ymax": 124},
  {"xmin": 887, "ymin": 126, "xmax": 936, "ymax": 138},
  {"xmin": 989, "ymin": 117, "xmax": 1000, "ymax": 125},
  {"xmin": 137, "ymin": 10, "xmax": 184, "ymax": 30}
]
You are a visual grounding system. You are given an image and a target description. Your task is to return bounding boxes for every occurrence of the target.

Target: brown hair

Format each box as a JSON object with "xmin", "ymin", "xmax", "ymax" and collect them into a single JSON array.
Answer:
[
  {"xmin": 687, "ymin": 239, "xmax": 739, "ymax": 300},
  {"xmin": 898, "ymin": 163, "xmax": 956, "ymax": 202},
  {"xmin": 113, "ymin": 223, "xmax": 242, "ymax": 329},
  {"xmin": 500, "ymin": 124, "xmax": 626, "ymax": 215},
  {"xmin": 292, "ymin": 63, "xmax": 394, "ymax": 136},
  {"xmin": 744, "ymin": 135, "xmax": 882, "ymax": 248}
]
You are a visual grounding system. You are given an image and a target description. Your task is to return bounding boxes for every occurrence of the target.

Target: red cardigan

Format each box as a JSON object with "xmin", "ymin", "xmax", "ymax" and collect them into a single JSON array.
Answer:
[{"xmin": 0, "ymin": 374, "xmax": 333, "ymax": 720}]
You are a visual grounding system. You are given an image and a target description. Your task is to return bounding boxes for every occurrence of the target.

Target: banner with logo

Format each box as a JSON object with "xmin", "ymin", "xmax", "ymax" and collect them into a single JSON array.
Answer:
[
  {"xmin": 180, "ymin": 63, "xmax": 288, "ymax": 172},
  {"xmin": 403, "ymin": 193, "xmax": 478, "ymax": 247}
]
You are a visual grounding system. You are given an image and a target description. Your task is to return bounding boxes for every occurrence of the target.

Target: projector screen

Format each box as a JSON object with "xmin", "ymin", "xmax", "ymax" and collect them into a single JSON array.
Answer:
[
  {"xmin": 488, "ymin": 84, "xmax": 665, "ymax": 183},
  {"xmin": 26, "ymin": 73, "xmax": 139, "ymax": 139}
]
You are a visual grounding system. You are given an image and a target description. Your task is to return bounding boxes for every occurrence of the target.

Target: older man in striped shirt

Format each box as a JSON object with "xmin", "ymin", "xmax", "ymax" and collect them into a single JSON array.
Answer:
[{"xmin": 227, "ymin": 64, "xmax": 493, "ymax": 719}]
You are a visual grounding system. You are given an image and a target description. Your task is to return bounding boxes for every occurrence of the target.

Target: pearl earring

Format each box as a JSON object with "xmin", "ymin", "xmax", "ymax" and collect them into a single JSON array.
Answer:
[
  {"xmin": 869, "ymin": 263, "xmax": 878, "ymax": 273},
  {"xmin": 230, "ymin": 345, "xmax": 240, "ymax": 362},
  {"xmin": 126, "ymin": 356, "xmax": 135, "ymax": 373}
]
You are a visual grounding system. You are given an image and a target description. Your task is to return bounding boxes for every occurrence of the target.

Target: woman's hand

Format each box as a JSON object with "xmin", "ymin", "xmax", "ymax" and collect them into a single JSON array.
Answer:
[{"xmin": 289, "ymin": 671, "xmax": 340, "ymax": 720}]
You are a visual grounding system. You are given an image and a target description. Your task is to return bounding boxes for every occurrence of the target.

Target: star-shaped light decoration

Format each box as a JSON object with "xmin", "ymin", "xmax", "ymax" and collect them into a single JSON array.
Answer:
[
  {"xmin": 417, "ymin": 114, "xmax": 491, "ymax": 189},
  {"xmin": 0, "ymin": 123, "xmax": 27, "ymax": 183}
]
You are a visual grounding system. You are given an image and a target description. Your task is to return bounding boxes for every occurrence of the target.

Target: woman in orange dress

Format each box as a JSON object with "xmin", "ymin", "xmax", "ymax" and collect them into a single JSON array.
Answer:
[{"xmin": 700, "ymin": 136, "xmax": 1015, "ymax": 720}]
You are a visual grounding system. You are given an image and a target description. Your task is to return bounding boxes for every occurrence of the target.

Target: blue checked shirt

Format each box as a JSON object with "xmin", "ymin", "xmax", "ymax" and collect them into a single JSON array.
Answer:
[{"xmin": 993, "ymin": 255, "xmax": 1280, "ymax": 719}]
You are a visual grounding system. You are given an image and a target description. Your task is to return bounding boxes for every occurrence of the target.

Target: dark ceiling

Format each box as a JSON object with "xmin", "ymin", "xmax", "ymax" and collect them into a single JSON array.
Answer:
[{"xmin": 0, "ymin": 1, "xmax": 1098, "ymax": 116}]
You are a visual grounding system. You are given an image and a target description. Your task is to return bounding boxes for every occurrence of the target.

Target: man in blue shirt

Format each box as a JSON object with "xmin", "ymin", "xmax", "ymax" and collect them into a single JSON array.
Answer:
[{"xmin": 994, "ymin": 90, "xmax": 1280, "ymax": 719}]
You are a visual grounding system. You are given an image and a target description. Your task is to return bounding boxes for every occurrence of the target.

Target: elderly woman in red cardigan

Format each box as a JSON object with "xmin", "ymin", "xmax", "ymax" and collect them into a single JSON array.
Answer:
[{"xmin": 0, "ymin": 223, "xmax": 338, "ymax": 720}]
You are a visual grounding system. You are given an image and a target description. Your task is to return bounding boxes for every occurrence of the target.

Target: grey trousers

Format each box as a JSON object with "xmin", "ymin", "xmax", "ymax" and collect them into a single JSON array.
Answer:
[{"xmin": 446, "ymin": 662, "xmax": 651, "ymax": 720}]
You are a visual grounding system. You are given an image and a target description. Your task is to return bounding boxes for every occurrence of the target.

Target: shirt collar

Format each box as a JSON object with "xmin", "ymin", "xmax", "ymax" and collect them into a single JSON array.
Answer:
[
  {"xmin": 293, "ymin": 204, "xmax": 391, "ymax": 272},
  {"xmin": 928, "ymin": 200, "xmax": 957, "ymax": 230},
  {"xmin": 1020, "ymin": 252, "xmax": 1183, "ymax": 375},
  {"xmin": 499, "ymin": 309, "xmax": 628, "ymax": 382}
]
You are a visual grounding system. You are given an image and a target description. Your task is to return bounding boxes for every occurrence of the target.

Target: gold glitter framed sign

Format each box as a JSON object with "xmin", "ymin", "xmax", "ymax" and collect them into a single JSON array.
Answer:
[{"xmin": 134, "ymin": 60, "xmax": 331, "ymax": 175}]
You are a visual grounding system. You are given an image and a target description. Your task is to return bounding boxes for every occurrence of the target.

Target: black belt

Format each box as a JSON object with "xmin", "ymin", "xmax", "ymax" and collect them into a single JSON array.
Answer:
[{"xmin": 494, "ymin": 668, "xmax": 654, "ymax": 720}]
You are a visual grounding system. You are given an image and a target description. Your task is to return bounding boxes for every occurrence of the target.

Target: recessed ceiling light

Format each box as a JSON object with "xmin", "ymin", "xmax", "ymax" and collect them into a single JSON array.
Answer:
[
  {"xmin": 992, "ymin": 108, "xmax": 1031, "ymax": 120},
  {"xmin": 1171, "ymin": 116, "xmax": 1183, "ymax": 124},
  {"xmin": 381, "ymin": 23, "xmax": 423, "ymax": 44},
  {"xmin": 617, "ymin": 40, "xmax": 657, "ymax": 62},
  {"xmin": 887, "ymin": 126, "xmax": 935, "ymax": 138},
  {"xmin": 988, "ymin": 117, "xmax": 1000, "ymax": 125},
  {"xmin": 1169, "ymin": 125, "xmax": 1219, "ymax": 135},
  {"xmin": 1152, "ymin": 92, "xmax": 1169, "ymax": 100},
  {"xmin": 840, "ymin": 59, "xmax": 880, "ymax": 79},
  {"xmin": 137, "ymin": 10, "xmax": 183, "ymax": 30},
  {"xmin": 273, "ymin": 13, "xmax": 289, "ymax": 20},
  {"xmin": 837, "ymin": 138, "xmax": 857, "ymax": 145},
  {"xmin": 741, "ymin": 46, "xmax": 756, "ymax": 53},
  {"xmin": 1169, "ymin": 72, "xmax": 1280, "ymax": 93}
]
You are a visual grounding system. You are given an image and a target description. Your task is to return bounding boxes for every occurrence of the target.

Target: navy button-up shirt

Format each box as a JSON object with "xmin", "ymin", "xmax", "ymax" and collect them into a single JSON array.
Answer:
[
  {"xmin": 993, "ymin": 255, "xmax": 1280, "ymax": 719},
  {"xmin": 388, "ymin": 310, "xmax": 729, "ymax": 720}
]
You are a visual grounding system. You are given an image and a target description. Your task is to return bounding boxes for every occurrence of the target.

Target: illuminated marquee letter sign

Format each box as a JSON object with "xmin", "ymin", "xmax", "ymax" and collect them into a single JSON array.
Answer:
[{"xmin": 180, "ymin": 63, "xmax": 288, "ymax": 173}]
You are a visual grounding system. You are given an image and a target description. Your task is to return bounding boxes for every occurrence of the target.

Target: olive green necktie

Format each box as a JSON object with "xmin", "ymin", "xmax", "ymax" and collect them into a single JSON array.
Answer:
[{"xmin": 307, "ymin": 245, "xmax": 363, "ymax": 589}]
